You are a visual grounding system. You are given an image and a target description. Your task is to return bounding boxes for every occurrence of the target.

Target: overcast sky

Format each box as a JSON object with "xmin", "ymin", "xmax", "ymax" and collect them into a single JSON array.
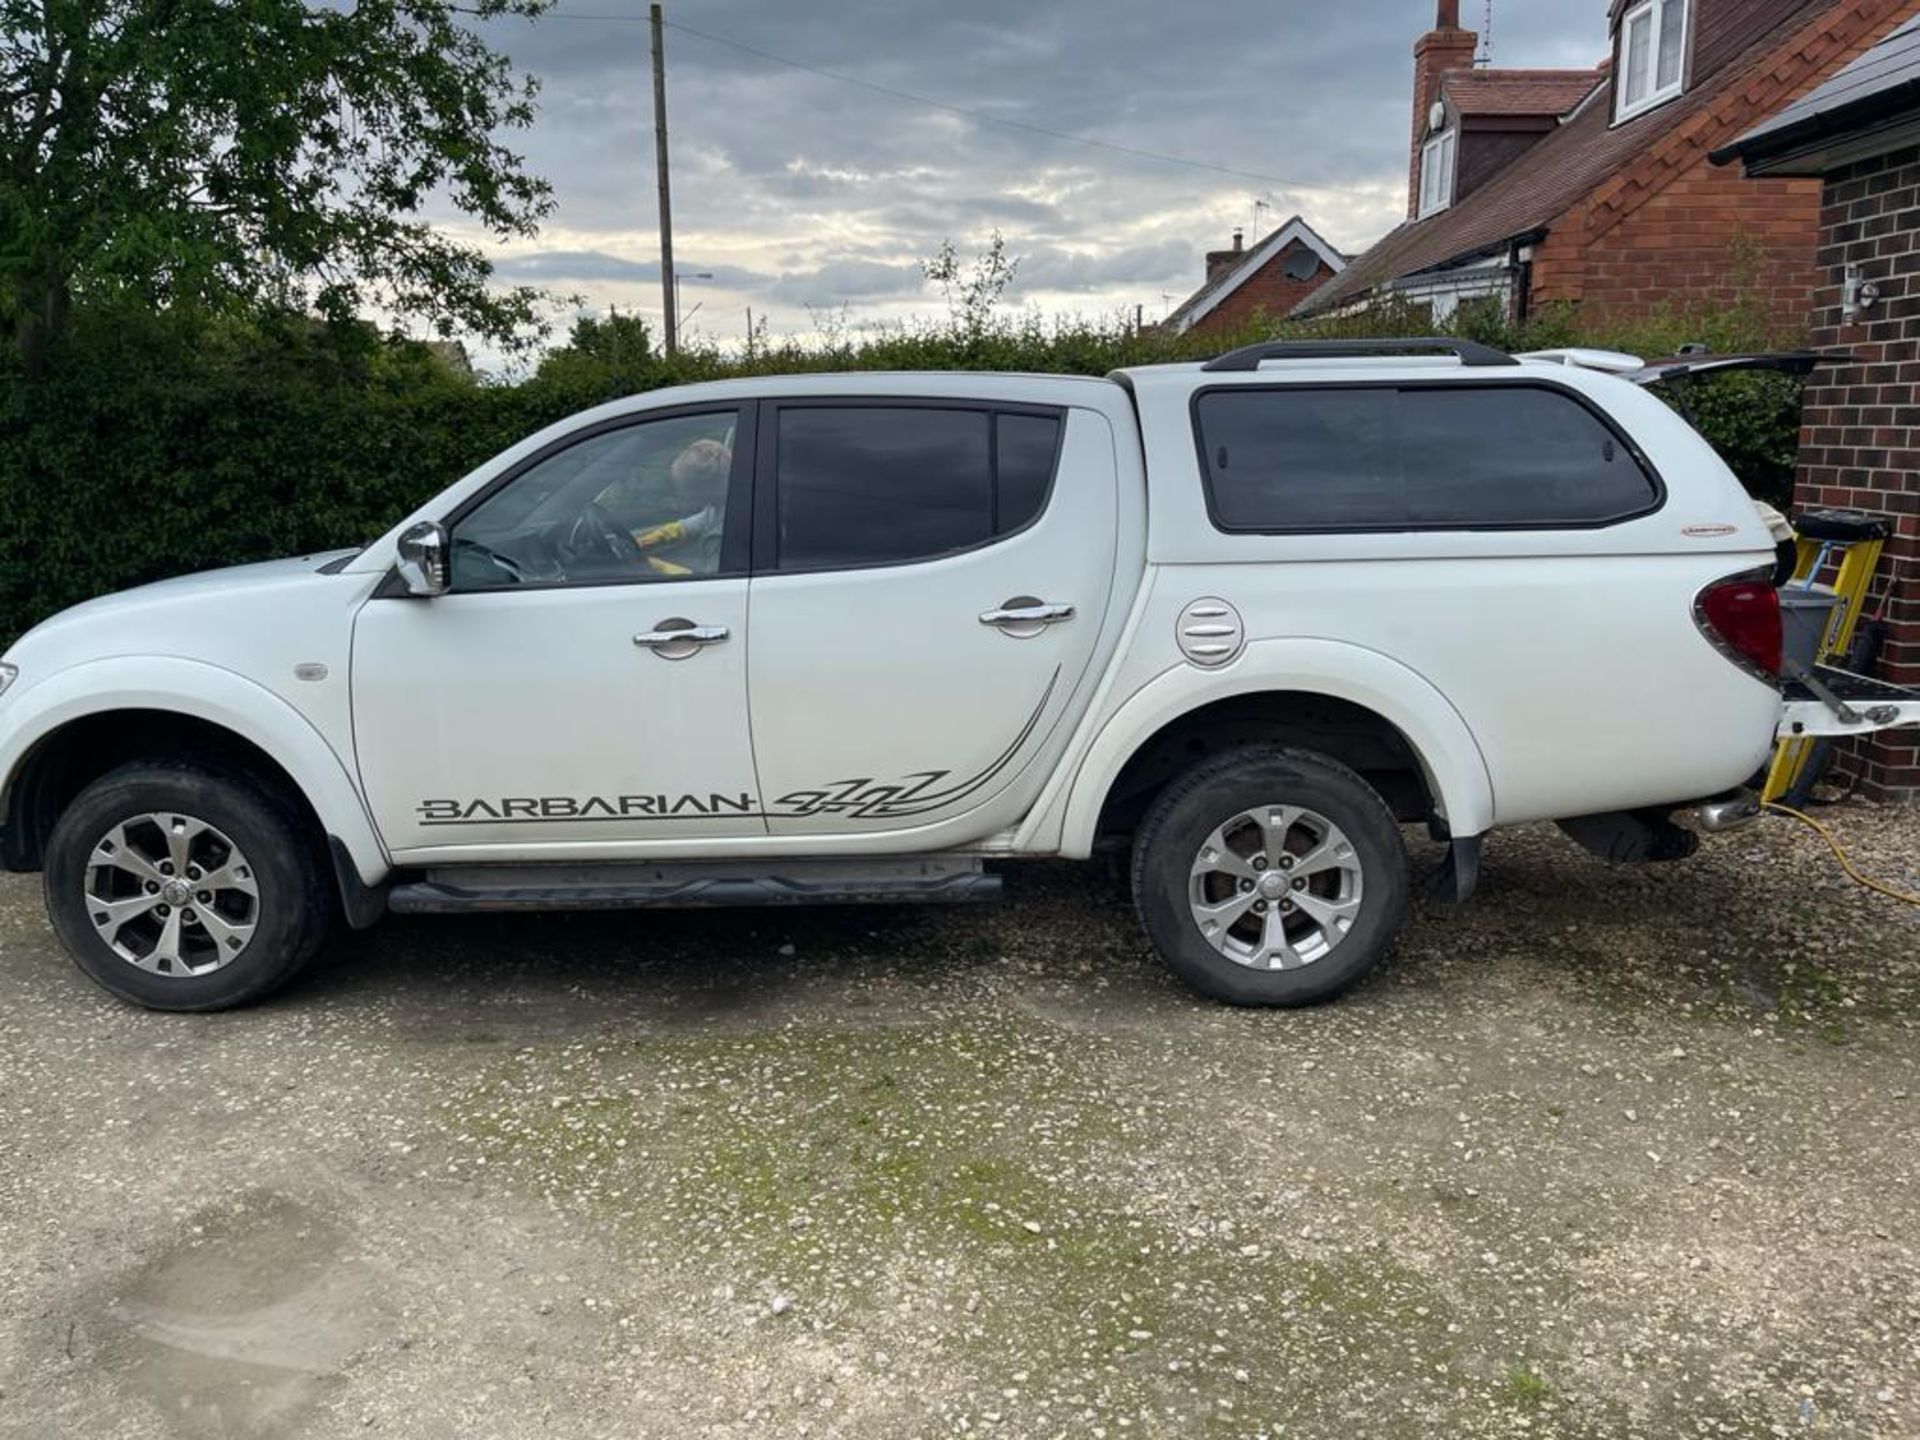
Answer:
[{"xmin": 450, "ymin": 1, "xmax": 1611, "ymax": 355}]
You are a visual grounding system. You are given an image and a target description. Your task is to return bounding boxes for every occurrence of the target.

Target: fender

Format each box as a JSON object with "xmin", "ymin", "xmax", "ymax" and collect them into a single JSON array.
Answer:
[
  {"xmin": 1031, "ymin": 638, "xmax": 1497, "ymax": 858},
  {"xmin": 0, "ymin": 656, "xmax": 390, "ymax": 886}
]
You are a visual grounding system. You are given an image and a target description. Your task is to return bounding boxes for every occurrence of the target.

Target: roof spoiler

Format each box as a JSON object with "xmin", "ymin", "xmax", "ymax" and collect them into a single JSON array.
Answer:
[
  {"xmin": 1517, "ymin": 346, "xmax": 1841, "ymax": 385},
  {"xmin": 1624, "ymin": 350, "xmax": 1836, "ymax": 384},
  {"xmin": 1201, "ymin": 338, "xmax": 1518, "ymax": 371},
  {"xmin": 1515, "ymin": 347, "xmax": 1645, "ymax": 373}
]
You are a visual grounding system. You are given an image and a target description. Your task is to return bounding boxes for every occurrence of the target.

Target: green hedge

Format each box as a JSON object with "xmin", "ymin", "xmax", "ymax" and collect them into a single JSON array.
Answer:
[{"xmin": 0, "ymin": 298, "xmax": 1806, "ymax": 644}]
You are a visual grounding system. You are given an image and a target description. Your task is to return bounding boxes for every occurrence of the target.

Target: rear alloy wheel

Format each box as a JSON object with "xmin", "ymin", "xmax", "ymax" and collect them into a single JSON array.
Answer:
[
  {"xmin": 1187, "ymin": 804, "xmax": 1366, "ymax": 970},
  {"xmin": 44, "ymin": 762, "xmax": 331, "ymax": 1011},
  {"xmin": 1133, "ymin": 746, "xmax": 1409, "ymax": 1006}
]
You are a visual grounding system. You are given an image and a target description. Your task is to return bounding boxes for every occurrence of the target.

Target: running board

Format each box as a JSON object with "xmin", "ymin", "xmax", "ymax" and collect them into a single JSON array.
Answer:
[{"xmin": 386, "ymin": 856, "xmax": 1002, "ymax": 914}]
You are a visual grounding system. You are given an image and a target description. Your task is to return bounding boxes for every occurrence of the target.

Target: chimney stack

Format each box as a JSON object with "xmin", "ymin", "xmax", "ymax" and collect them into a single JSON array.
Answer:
[
  {"xmin": 1204, "ymin": 227, "xmax": 1251, "ymax": 283},
  {"xmin": 1409, "ymin": 0, "xmax": 1478, "ymax": 219}
]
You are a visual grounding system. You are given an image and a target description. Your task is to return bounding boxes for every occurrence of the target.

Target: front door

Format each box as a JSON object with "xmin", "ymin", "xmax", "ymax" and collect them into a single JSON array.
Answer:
[
  {"xmin": 747, "ymin": 401, "xmax": 1116, "ymax": 840},
  {"xmin": 353, "ymin": 406, "xmax": 763, "ymax": 855}
]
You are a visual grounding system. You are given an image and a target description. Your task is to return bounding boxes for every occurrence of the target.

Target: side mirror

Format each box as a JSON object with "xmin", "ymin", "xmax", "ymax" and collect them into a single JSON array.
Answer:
[{"xmin": 395, "ymin": 521, "xmax": 450, "ymax": 597}]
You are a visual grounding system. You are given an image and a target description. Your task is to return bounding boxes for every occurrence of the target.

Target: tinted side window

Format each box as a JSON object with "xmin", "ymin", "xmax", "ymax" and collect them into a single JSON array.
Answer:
[
  {"xmin": 1195, "ymin": 384, "xmax": 1658, "ymax": 531},
  {"xmin": 1198, "ymin": 388, "xmax": 1400, "ymax": 529},
  {"xmin": 997, "ymin": 413, "xmax": 1062, "ymax": 533},
  {"xmin": 1396, "ymin": 388, "xmax": 1654, "ymax": 524},
  {"xmin": 775, "ymin": 407, "xmax": 1062, "ymax": 570}
]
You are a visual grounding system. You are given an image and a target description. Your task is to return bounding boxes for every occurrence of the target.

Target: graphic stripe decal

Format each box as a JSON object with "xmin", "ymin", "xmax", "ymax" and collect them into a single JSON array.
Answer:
[{"xmin": 413, "ymin": 667, "xmax": 1063, "ymax": 828}]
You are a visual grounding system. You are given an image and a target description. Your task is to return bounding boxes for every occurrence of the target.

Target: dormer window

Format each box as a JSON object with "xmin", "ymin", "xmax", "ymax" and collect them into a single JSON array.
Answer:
[
  {"xmin": 1418, "ymin": 127, "xmax": 1456, "ymax": 218},
  {"xmin": 1616, "ymin": 0, "xmax": 1687, "ymax": 121}
]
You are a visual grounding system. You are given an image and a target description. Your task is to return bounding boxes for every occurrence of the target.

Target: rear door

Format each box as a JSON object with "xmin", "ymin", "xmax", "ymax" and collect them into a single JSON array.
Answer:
[{"xmin": 745, "ymin": 400, "xmax": 1117, "ymax": 840}]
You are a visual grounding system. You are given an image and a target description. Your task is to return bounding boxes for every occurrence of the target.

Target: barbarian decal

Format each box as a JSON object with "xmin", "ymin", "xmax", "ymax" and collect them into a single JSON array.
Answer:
[
  {"xmin": 418, "ymin": 793, "xmax": 758, "ymax": 825},
  {"xmin": 415, "ymin": 669, "xmax": 1062, "ymax": 828}
]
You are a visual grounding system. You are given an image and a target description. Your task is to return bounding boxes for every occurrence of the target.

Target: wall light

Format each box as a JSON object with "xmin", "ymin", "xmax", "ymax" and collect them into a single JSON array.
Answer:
[{"xmin": 1842, "ymin": 263, "xmax": 1880, "ymax": 322}]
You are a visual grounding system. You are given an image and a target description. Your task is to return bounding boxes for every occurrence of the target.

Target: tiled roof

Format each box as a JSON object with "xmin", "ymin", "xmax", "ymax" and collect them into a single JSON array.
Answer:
[
  {"xmin": 1298, "ymin": 0, "xmax": 1848, "ymax": 316},
  {"xmin": 1160, "ymin": 216, "xmax": 1347, "ymax": 333},
  {"xmin": 1443, "ymin": 68, "xmax": 1603, "ymax": 117},
  {"xmin": 1715, "ymin": 15, "xmax": 1920, "ymax": 170}
]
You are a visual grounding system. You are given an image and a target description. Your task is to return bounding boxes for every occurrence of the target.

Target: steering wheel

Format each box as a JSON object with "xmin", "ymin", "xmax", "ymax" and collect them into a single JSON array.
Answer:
[{"xmin": 563, "ymin": 501, "xmax": 640, "ymax": 569}]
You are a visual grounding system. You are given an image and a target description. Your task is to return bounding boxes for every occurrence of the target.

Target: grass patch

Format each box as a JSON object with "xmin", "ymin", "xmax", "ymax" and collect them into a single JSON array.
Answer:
[
  {"xmin": 1502, "ymin": 1364, "xmax": 1553, "ymax": 1410},
  {"xmin": 443, "ymin": 1017, "xmax": 1519, "ymax": 1435}
]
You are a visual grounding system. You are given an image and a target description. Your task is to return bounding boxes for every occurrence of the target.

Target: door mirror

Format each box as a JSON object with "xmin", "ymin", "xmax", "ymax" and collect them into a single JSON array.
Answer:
[{"xmin": 395, "ymin": 521, "xmax": 450, "ymax": 597}]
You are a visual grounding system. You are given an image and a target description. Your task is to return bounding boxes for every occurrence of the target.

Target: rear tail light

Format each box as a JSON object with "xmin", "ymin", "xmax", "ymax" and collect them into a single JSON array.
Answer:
[{"xmin": 1693, "ymin": 568, "xmax": 1782, "ymax": 682}]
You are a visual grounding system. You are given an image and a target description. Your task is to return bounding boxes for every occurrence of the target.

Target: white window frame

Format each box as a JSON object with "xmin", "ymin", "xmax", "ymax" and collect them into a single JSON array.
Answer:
[
  {"xmin": 1418, "ymin": 128, "xmax": 1456, "ymax": 219},
  {"xmin": 1614, "ymin": 0, "xmax": 1688, "ymax": 123}
]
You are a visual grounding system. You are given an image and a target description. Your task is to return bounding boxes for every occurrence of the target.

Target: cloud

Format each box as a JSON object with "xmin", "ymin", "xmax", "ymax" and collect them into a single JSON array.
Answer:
[
  {"xmin": 1009, "ymin": 239, "xmax": 1197, "ymax": 295},
  {"xmin": 767, "ymin": 257, "xmax": 924, "ymax": 306},
  {"xmin": 492, "ymin": 249, "xmax": 925, "ymax": 309},
  {"xmin": 493, "ymin": 250, "xmax": 659, "ymax": 283},
  {"xmin": 440, "ymin": 0, "xmax": 1617, "ymax": 347}
]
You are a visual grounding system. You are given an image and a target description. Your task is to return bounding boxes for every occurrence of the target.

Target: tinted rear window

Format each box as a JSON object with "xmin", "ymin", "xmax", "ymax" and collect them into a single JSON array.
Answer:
[
  {"xmin": 775, "ymin": 407, "xmax": 1063, "ymax": 570},
  {"xmin": 996, "ymin": 412, "xmax": 1061, "ymax": 533},
  {"xmin": 1194, "ymin": 384, "xmax": 1659, "ymax": 531}
]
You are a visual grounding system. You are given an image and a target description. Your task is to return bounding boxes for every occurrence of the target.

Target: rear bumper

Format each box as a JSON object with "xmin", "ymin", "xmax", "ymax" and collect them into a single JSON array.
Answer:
[{"xmin": 1778, "ymin": 663, "xmax": 1920, "ymax": 739}]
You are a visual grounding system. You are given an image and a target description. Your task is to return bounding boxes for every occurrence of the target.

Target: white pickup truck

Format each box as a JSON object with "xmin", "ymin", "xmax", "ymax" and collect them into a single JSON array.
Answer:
[{"xmin": 4, "ymin": 338, "xmax": 1916, "ymax": 1012}]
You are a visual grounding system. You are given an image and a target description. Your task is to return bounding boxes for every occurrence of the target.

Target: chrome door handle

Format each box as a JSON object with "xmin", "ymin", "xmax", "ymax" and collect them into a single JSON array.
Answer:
[
  {"xmin": 979, "ymin": 601, "xmax": 1075, "ymax": 627},
  {"xmin": 634, "ymin": 619, "xmax": 729, "ymax": 659}
]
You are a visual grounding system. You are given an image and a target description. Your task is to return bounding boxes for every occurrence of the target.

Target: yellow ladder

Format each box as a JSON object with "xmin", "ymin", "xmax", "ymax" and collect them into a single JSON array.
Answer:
[{"xmin": 1762, "ymin": 510, "xmax": 1888, "ymax": 802}]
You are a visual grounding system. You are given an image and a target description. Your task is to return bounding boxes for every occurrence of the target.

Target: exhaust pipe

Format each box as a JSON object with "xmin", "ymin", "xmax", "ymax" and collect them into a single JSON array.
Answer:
[{"xmin": 1695, "ymin": 788, "xmax": 1762, "ymax": 834}]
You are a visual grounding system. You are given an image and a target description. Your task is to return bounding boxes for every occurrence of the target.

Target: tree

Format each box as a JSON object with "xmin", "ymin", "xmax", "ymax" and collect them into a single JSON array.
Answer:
[
  {"xmin": 921, "ymin": 230, "xmax": 1018, "ymax": 341},
  {"xmin": 528, "ymin": 309, "xmax": 661, "ymax": 397},
  {"xmin": 0, "ymin": 0, "xmax": 555, "ymax": 374}
]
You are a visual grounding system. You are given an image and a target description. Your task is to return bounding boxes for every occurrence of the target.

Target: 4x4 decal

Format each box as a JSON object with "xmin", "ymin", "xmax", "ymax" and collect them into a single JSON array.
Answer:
[
  {"xmin": 771, "ymin": 669, "xmax": 1059, "ymax": 820},
  {"xmin": 413, "ymin": 669, "xmax": 1060, "ymax": 828}
]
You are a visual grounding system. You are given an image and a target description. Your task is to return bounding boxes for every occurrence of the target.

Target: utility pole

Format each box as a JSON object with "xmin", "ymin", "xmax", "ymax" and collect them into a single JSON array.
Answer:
[{"xmin": 650, "ymin": 3, "xmax": 677, "ymax": 357}]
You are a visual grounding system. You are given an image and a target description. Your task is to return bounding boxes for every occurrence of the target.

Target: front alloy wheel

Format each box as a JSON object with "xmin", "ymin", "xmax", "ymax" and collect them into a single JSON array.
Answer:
[
  {"xmin": 45, "ymin": 761, "xmax": 332, "ymax": 1011},
  {"xmin": 83, "ymin": 813, "xmax": 260, "ymax": 976}
]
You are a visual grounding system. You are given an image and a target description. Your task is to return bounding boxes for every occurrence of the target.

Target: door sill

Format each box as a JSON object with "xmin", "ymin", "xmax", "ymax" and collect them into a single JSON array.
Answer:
[{"xmin": 387, "ymin": 856, "xmax": 1001, "ymax": 914}]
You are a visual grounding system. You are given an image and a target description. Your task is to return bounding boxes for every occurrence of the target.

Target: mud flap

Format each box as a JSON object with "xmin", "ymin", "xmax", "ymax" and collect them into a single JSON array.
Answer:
[{"xmin": 1427, "ymin": 834, "xmax": 1483, "ymax": 904}]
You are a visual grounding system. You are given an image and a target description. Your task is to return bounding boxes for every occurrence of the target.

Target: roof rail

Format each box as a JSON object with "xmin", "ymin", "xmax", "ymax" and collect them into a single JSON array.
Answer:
[{"xmin": 1200, "ymin": 337, "xmax": 1518, "ymax": 372}]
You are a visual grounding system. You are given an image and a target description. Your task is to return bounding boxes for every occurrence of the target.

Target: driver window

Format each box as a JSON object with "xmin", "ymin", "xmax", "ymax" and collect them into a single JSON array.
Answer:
[{"xmin": 450, "ymin": 411, "xmax": 739, "ymax": 590}]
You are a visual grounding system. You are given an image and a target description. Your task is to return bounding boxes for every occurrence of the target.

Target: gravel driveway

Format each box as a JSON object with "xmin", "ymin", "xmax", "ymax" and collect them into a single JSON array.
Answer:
[{"xmin": 0, "ymin": 806, "xmax": 1916, "ymax": 1439}]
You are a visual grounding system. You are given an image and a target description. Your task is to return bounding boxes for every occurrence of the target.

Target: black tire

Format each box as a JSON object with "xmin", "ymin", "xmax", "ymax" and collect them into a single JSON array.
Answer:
[
  {"xmin": 43, "ymin": 761, "xmax": 332, "ymax": 1011},
  {"xmin": 1131, "ymin": 746, "xmax": 1409, "ymax": 1006}
]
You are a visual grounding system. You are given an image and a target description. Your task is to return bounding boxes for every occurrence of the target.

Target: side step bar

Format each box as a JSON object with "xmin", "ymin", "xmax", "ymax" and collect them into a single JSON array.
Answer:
[{"xmin": 387, "ymin": 856, "xmax": 1002, "ymax": 914}]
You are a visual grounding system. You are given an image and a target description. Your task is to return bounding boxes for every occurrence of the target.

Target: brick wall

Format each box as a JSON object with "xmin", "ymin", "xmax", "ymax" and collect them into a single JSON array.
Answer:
[
  {"xmin": 1529, "ymin": 164, "xmax": 1824, "ymax": 328},
  {"xmin": 1793, "ymin": 144, "xmax": 1920, "ymax": 800},
  {"xmin": 1525, "ymin": 0, "xmax": 1905, "ymax": 332},
  {"xmin": 1184, "ymin": 243, "xmax": 1338, "ymax": 338}
]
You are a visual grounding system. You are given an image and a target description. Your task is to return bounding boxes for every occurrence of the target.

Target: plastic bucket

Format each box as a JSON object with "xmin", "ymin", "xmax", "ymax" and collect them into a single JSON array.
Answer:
[{"xmin": 1779, "ymin": 584, "xmax": 1841, "ymax": 673}]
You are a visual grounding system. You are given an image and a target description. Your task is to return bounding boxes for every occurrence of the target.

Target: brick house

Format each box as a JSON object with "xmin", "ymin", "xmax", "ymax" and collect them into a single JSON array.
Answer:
[
  {"xmin": 1160, "ymin": 216, "xmax": 1346, "ymax": 337},
  {"xmin": 1716, "ymin": 17, "xmax": 1920, "ymax": 799},
  {"xmin": 1297, "ymin": 0, "xmax": 1920, "ymax": 327}
]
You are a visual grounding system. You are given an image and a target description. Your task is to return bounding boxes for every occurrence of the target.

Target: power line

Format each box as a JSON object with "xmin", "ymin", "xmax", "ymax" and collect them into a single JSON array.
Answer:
[{"xmin": 507, "ymin": 7, "xmax": 1378, "ymax": 197}]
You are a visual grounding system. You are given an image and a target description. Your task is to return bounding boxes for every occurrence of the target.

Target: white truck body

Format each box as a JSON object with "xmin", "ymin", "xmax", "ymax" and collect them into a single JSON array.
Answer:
[{"xmin": 4, "ymin": 341, "xmax": 1915, "ymax": 1009}]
